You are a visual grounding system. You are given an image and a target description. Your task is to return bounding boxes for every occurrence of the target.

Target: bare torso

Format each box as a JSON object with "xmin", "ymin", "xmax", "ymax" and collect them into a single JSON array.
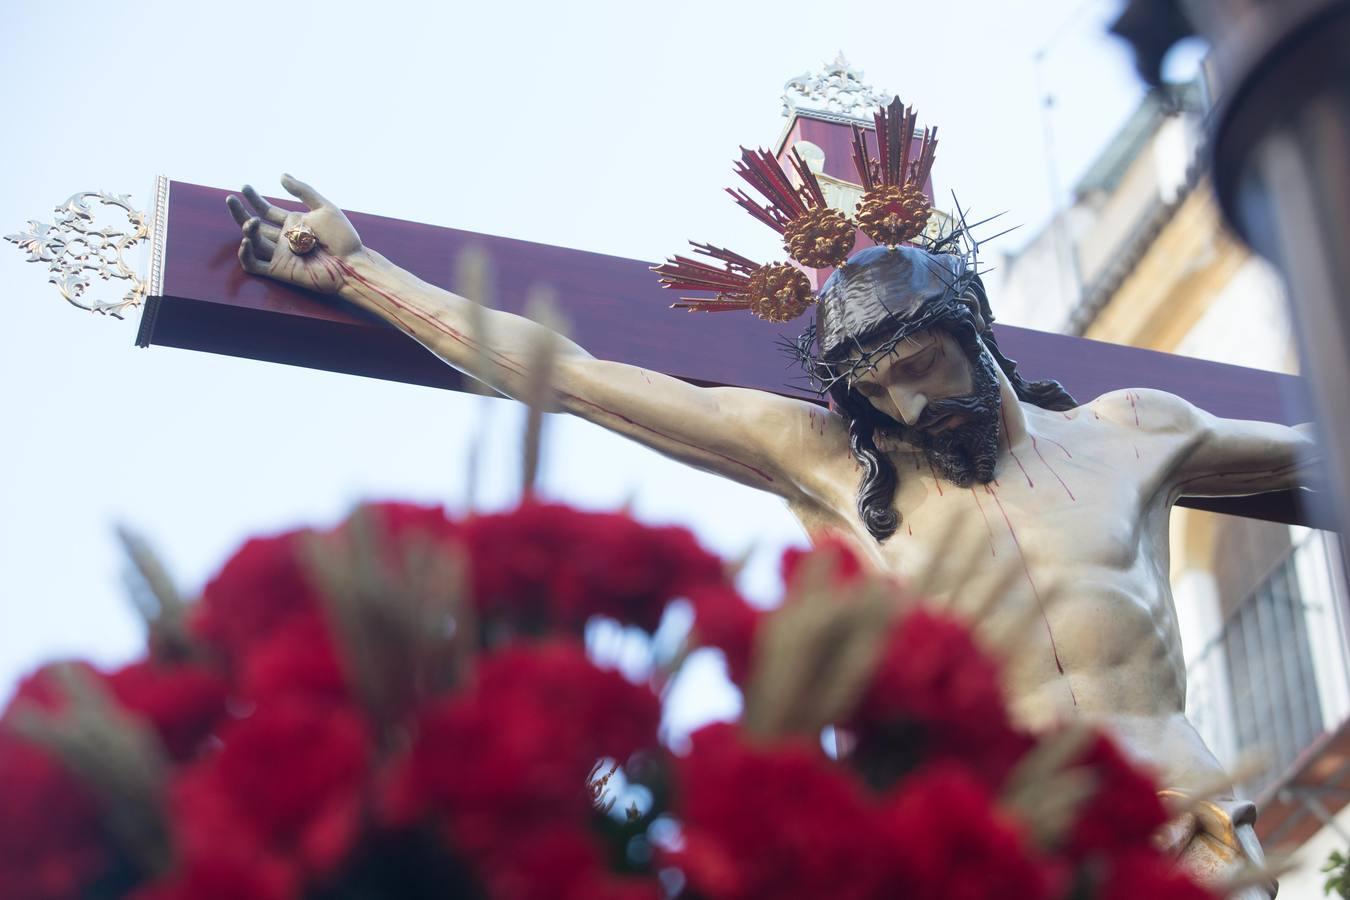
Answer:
[{"xmin": 788, "ymin": 387, "xmax": 1226, "ymax": 792}]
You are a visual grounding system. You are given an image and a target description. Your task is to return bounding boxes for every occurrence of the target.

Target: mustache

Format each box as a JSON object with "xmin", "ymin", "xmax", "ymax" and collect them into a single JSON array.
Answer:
[{"xmin": 913, "ymin": 392, "xmax": 994, "ymax": 433}]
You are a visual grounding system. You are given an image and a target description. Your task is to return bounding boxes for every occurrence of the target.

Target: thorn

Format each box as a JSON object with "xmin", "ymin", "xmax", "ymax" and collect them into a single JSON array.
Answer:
[{"xmin": 978, "ymin": 224, "xmax": 1024, "ymax": 246}]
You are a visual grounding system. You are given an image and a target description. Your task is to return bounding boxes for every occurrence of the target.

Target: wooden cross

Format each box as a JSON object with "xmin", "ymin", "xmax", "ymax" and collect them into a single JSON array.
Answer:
[{"xmin": 133, "ymin": 111, "xmax": 1321, "ymax": 528}]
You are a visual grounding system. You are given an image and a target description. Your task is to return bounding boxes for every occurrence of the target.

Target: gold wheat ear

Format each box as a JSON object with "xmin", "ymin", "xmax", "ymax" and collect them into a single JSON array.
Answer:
[
  {"xmin": 917, "ymin": 511, "xmax": 1020, "ymax": 614},
  {"xmin": 521, "ymin": 285, "xmax": 566, "ymax": 498},
  {"xmin": 303, "ymin": 513, "xmax": 475, "ymax": 738},
  {"xmin": 455, "ymin": 245, "xmax": 495, "ymax": 513},
  {"xmin": 742, "ymin": 555, "xmax": 897, "ymax": 740},
  {"xmin": 116, "ymin": 524, "xmax": 193, "ymax": 659},
  {"xmin": 961, "ymin": 554, "xmax": 1025, "ymax": 631},
  {"xmin": 984, "ymin": 575, "xmax": 1071, "ymax": 663},
  {"xmin": 802, "ymin": 581, "xmax": 902, "ymax": 731},
  {"xmin": 911, "ymin": 512, "xmax": 979, "ymax": 596},
  {"xmin": 1000, "ymin": 722, "xmax": 1098, "ymax": 850},
  {"xmin": 9, "ymin": 664, "xmax": 172, "ymax": 875}
]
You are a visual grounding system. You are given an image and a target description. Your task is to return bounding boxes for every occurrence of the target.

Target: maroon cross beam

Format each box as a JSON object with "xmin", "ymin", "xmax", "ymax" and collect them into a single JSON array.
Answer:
[{"xmin": 136, "ymin": 178, "xmax": 1321, "ymax": 529}]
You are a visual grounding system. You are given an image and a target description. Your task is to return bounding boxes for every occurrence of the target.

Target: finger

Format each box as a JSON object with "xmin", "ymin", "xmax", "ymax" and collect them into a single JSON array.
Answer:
[
  {"xmin": 229, "ymin": 197, "xmax": 282, "ymax": 240},
  {"xmin": 226, "ymin": 194, "xmax": 251, "ymax": 227},
  {"xmin": 238, "ymin": 237, "xmax": 270, "ymax": 275},
  {"xmin": 243, "ymin": 218, "xmax": 276, "ymax": 261},
  {"xmin": 241, "ymin": 184, "xmax": 287, "ymax": 225},
  {"xmin": 280, "ymin": 173, "xmax": 332, "ymax": 210},
  {"xmin": 249, "ymin": 215, "xmax": 281, "ymax": 242}
]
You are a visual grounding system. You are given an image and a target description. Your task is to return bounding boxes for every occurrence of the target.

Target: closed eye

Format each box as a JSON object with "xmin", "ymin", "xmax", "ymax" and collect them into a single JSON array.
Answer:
[{"xmin": 900, "ymin": 346, "xmax": 939, "ymax": 377}]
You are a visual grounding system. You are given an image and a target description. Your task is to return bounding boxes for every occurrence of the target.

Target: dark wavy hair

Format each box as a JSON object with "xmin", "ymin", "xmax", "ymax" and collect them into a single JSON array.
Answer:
[{"xmin": 825, "ymin": 295, "xmax": 1076, "ymax": 543}]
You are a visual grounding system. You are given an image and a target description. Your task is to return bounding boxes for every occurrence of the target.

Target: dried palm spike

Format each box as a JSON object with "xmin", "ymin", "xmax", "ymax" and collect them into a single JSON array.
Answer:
[
  {"xmin": 783, "ymin": 206, "xmax": 856, "ymax": 269},
  {"xmin": 856, "ymin": 183, "xmax": 934, "ymax": 247},
  {"xmin": 746, "ymin": 263, "xmax": 815, "ymax": 323}
]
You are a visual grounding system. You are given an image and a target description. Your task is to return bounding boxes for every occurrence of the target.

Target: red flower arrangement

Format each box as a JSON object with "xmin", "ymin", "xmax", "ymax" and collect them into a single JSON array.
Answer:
[{"xmin": 1, "ymin": 500, "xmax": 1217, "ymax": 899}]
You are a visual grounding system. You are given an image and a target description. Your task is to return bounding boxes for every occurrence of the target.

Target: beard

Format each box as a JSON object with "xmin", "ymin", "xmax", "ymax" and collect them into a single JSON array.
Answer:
[{"xmin": 878, "ymin": 337, "xmax": 1003, "ymax": 487}]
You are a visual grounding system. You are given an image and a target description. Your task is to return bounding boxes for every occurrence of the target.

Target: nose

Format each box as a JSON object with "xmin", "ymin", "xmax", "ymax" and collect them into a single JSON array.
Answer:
[{"xmin": 893, "ymin": 390, "xmax": 928, "ymax": 427}]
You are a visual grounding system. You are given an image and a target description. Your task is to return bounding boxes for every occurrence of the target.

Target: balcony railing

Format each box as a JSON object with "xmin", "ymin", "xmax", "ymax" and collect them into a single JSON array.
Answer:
[{"xmin": 1186, "ymin": 532, "xmax": 1350, "ymax": 798}]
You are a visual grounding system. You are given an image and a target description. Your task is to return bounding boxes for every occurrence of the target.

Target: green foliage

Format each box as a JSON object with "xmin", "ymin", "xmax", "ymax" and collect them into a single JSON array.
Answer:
[{"xmin": 1323, "ymin": 848, "xmax": 1350, "ymax": 898}]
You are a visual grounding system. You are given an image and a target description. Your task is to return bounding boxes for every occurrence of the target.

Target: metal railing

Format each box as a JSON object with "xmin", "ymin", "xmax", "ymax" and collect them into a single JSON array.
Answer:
[{"xmin": 1186, "ymin": 537, "xmax": 1328, "ymax": 797}]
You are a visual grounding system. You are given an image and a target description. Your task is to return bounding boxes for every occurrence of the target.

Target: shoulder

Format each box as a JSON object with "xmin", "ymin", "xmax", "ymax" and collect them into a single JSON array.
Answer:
[
  {"xmin": 705, "ymin": 386, "xmax": 847, "ymax": 436},
  {"xmin": 1085, "ymin": 388, "xmax": 1204, "ymax": 436},
  {"xmin": 704, "ymin": 386, "xmax": 854, "ymax": 475}
]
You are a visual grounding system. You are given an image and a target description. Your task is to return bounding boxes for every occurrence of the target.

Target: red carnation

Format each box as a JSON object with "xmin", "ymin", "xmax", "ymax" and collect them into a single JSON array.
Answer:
[
  {"xmin": 191, "ymin": 528, "xmax": 323, "ymax": 667},
  {"xmin": 169, "ymin": 698, "xmax": 371, "ymax": 878},
  {"xmin": 1098, "ymin": 849, "xmax": 1216, "ymax": 900},
  {"xmin": 381, "ymin": 641, "xmax": 661, "ymax": 865},
  {"xmin": 877, "ymin": 763, "xmax": 1053, "ymax": 900},
  {"xmin": 104, "ymin": 659, "xmax": 228, "ymax": 761},
  {"xmin": 781, "ymin": 533, "xmax": 866, "ymax": 587},
  {"xmin": 239, "ymin": 611, "xmax": 350, "ymax": 707},
  {"xmin": 686, "ymin": 582, "xmax": 762, "ymax": 686},
  {"xmin": 675, "ymin": 723, "xmax": 885, "ymax": 900},
  {"xmin": 848, "ymin": 608, "xmax": 1029, "ymax": 788},
  {"xmin": 9, "ymin": 659, "xmax": 227, "ymax": 763},
  {"xmin": 462, "ymin": 502, "xmax": 726, "ymax": 633},
  {"xmin": 128, "ymin": 850, "xmax": 297, "ymax": 900},
  {"xmin": 326, "ymin": 502, "xmax": 464, "ymax": 579},
  {"xmin": 1065, "ymin": 734, "xmax": 1169, "ymax": 859},
  {"xmin": 6, "ymin": 660, "xmax": 101, "ymax": 713},
  {"xmin": 483, "ymin": 826, "xmax": 660, "ymax": 900},
  {"xmin": 348, "ymin": 501, "xmax": 462, "ymax": 544},
  {"xmin": 0, "ymin": 731, "xmax": 113, "ymax": 900}
]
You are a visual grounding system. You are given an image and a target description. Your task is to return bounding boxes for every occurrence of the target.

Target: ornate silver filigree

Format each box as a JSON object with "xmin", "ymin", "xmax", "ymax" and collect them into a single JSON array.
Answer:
[
  {"xmin": 5, "ymin": 191, "xmax": 149, "ymax": 319},
  {"xmin": 782, "ymin": 53, "xmax": 892, "ymax": 121}
]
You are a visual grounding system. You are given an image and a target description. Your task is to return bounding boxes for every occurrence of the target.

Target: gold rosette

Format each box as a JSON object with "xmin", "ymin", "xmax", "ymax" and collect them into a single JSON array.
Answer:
[
  {"xmin": 855, "ymin": 183, "xmax": 933, "ymax": 247},
  {"xmin": 783, "ymin": 207, "xmax": 856, "ymax": 269},
  {"xmin": 746, "ymin": 263, "xmax": 815, "ymax": 323}
]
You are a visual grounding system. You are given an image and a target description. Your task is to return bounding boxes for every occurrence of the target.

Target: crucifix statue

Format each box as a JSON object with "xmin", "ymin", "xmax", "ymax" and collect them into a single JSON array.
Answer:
[{"xmin": 222, "ymin": 94, "xmax": 1312, "ymax": 897}]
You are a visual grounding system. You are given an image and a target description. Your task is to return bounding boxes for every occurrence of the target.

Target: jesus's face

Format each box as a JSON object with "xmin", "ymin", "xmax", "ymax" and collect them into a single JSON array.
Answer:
[{"xmin": 848, "ymin": 326, "xmax": 1004, "ymax": 486}]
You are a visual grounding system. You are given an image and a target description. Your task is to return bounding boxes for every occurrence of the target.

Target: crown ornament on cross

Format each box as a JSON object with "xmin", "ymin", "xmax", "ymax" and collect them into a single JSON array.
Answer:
[
  {"xmin": 5, "ymin": 189, "xmax": 157, "ymax": 320},
  {"xmin": 652, "ymin": 96, "xmax": 940, "ymax": 324}
]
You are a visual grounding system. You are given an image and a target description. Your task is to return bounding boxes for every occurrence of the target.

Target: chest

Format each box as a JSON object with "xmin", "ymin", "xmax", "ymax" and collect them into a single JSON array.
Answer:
[
  {"xmin": 894, "ymin": 455, "xmax": 1137, "ymax": 575},
  {"xmin": 810, "ymin": 416, "xmax": 1179, "ymax": 578}
]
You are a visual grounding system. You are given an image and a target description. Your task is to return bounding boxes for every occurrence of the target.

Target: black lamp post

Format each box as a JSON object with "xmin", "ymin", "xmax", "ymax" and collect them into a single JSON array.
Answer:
[{"xmin": 1112, "ymin": 0, "xmax": 1350, "ymax": 529}]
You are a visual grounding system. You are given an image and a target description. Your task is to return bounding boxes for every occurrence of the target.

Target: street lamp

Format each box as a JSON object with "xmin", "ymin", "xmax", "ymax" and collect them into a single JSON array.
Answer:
[{"xmin": 1112, "ymin": 0, "xmax": 1350, "ymax": 529}]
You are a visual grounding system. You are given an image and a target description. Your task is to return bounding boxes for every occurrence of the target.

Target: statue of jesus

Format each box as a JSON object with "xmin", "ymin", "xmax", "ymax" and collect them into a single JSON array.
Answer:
[{"xmin": 227, "ymin": 171, "xmax": 1312, "ymax": 898}]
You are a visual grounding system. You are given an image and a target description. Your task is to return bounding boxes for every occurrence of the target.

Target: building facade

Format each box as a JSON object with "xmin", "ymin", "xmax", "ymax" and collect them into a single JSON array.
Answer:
[{"xmin": 987, "ymin": 77, "xmax": 1350, "ymax": 897}]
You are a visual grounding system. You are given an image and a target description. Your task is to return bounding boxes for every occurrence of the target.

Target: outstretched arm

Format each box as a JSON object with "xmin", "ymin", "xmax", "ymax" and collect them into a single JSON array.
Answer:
[
  {"xmin": 227, "ymin": 176, "xmax": 843, "ymax": 497},
  {"xmin": 1169, "ymin": 399, "xmax": 1320, "ymax": 498}
]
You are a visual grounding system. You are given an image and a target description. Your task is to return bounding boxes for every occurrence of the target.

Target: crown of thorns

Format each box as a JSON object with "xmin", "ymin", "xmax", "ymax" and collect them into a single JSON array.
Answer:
[{"xmin": 776, "ymin": 264, "xmax": 989, "ymax": 396}]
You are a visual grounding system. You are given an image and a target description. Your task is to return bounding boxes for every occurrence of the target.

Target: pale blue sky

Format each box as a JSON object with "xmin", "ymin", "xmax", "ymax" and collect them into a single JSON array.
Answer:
[{"xmin": 0, "ymin": 0, "xmax": 1170, "ymax": 729}]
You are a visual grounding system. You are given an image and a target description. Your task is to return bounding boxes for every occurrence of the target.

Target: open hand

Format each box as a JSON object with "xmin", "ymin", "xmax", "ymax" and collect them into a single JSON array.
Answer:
[{"xmin": 227, "ymin": 174, "xmax": 363, "ymax": 295}]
